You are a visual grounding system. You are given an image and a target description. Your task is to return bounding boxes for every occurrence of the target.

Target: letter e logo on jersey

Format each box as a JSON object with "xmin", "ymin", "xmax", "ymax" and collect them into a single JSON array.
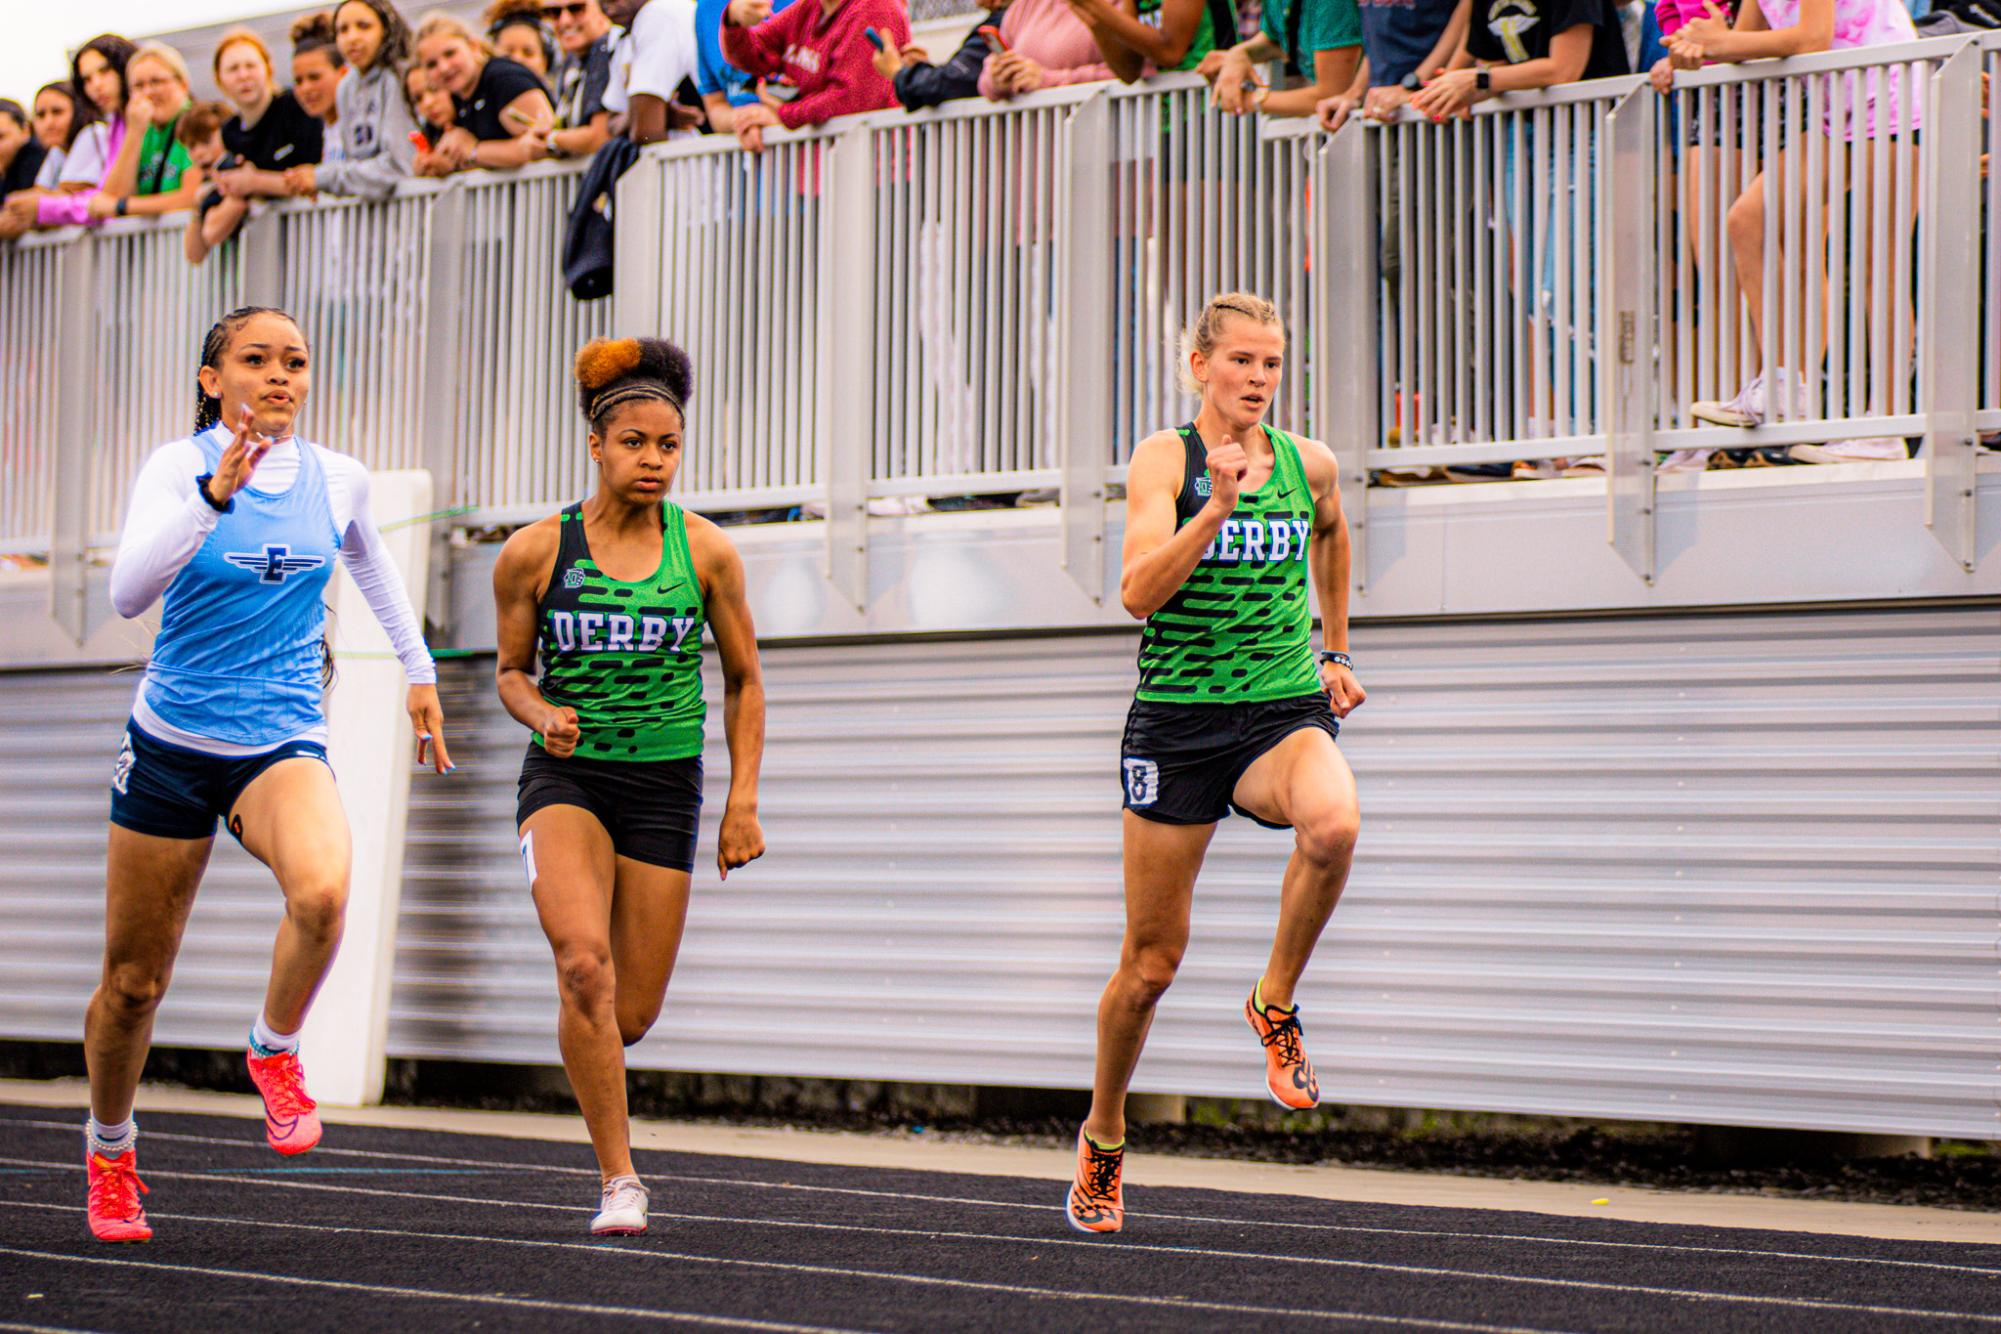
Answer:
[
  {"xmin": 1122, "ymin": 758, "xmax": 1160, "ymax": 807},
  {"xmin": 223, "ymin": 543, "xmax": 327, "ymax": 585}
]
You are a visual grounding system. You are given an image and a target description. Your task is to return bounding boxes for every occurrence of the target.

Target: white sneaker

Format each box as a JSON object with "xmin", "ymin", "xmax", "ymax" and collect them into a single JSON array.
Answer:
[
  {"xmin": 1560, "ymin": 456, "xmax": 1606, "ymax": 478},
  {"xmin": 1789, "ymin": 437, "xmax": 1909, "ymax": 464},
  {"xmin": 1690, "ymin": 369, "xmax": 1809, "ymax": 428},
  {"xmin": 591, "ymin": 1175, "xmax": 648, "ymax": 1236},
  {"xmin": 1656, "ymin": 448, "xmax": 1713, "ymax": 473}
]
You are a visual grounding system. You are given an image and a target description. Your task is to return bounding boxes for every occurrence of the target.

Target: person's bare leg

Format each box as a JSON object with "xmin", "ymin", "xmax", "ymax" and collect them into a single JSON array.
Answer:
[
  {"xmin": 230, "ymin": 758, "xmax": 352, "ymax": 1034},
  {"xmin": 1232, "ymin": 728, "xmax": 1360, "ymax": 1010},
  {"xmin": 1727, "ymin": 169, "xmax": 1773, "ymax": 354},
  {"xmin": 523, "ymin": 805, "xmax": 629, "ymax": 1181},
  {"xmin": 86, "ymin": 827, "xmax": 212, "ymax": 1126},
  {"xmin": 1081, "ymin": 814, "xmax": 1212, "ymax": 1147},
  {"xmin": 607, "ymin": 857, "xmax": 692, "ymax": 1047}
]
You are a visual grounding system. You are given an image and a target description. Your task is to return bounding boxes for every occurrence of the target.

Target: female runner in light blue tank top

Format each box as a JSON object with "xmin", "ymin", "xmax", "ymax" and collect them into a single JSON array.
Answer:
[{"xmin": 80, "ymin": 307, "xmax": 453, "ymax": 1244}]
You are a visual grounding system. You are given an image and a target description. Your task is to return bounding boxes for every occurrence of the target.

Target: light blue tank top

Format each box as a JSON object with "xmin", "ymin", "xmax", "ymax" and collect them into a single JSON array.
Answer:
[{"xmin": 142, "ymin": 426, "xmax": 343, "ymax": 747}]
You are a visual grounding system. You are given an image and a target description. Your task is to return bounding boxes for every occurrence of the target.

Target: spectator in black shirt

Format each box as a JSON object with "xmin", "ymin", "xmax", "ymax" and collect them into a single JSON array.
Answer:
[
  {"xmin": 540, "ymin": 0, "xmax": 616, "ymax": 158},
  {"xmin": 0, "ymin": 100, "xmax": 48, "ymax": 198},
  {"xmin": 1411, "ymin": 0, "xmax": 1628, "ymax": 117},
  {"xmin": 210, "ymin": 27, "xmax": 325, "ymax": 211},
  {"xmin": 414, "ymin": 12, "xmax": 555, "ymax": 174},
  {"xmin": 872, "ymin": 7, "xmax": 1007, "ymax": 110}
]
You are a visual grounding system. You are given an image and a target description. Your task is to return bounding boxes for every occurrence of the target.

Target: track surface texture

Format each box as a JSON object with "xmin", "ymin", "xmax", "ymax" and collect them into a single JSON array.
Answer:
[{"xmin": 4, "ymin": 1105, "xmax": 2001, "ymax": 1333}]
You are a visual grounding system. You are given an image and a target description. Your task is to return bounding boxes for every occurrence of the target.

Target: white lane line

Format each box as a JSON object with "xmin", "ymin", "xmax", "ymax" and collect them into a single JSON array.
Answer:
[
  {"xmin": 12, "ymin": 1119, "xmax": 2001, "ymax": 1282},
  {"xmin": 0, "ymin": 1204, "xmax": 1565, "ymax": 1334},
  {"xmin": 0, "ymin": 1322, "xmax": 109, "ymax": 1334},
  {"xmin": 4, "ymin": 1160, "xmax": 1998, "ymax": 1326},
  {"xmin": 0, "ymin": 1245, "xmax": 865, "ymax": 1334}
]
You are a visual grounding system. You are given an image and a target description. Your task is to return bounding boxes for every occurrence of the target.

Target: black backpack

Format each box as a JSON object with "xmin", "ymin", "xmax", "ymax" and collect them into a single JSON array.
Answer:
[{"xmin": 563, "ymin": 136, "xmax": 641, "ymax": 302}]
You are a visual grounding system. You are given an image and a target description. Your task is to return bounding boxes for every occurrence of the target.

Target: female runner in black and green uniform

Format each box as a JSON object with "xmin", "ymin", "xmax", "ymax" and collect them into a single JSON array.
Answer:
[
  {"xmin": 1067, "ymin": 292, "xmax": 1365, "ymax": 1234},
  {"xmin": 493, "ymin": 337, "xmax": 766, "ymax": 1237}
]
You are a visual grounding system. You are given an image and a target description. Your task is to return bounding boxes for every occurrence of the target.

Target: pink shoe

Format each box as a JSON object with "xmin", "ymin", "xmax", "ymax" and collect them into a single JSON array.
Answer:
[
  {"xmin": 86, "ymin": 1149, "xmax": 152, "ymax": 1243},
  {"xmin": 246, "ymin": 1047, "xmax": 322, "ymax": 1155}
]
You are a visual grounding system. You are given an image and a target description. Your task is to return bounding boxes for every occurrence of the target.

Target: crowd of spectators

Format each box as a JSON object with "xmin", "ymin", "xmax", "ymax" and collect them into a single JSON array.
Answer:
[{"xmin": 0, "ymin": 0, "xmax": 1973, "ymax": 475}]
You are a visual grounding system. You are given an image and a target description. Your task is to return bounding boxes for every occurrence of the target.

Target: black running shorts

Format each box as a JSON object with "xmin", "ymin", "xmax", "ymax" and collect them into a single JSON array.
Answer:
[
  {"xmin": 1119, "ymin": 693, "xmax": 1340, "ymax": 829},
  {"xmin": 516, "ymin": 742, "xmax": 703, "ymax": 872}
]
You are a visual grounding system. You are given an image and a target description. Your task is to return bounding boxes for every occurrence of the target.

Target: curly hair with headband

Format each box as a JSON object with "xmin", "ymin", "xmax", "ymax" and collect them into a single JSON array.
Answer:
[{"xmin": 574, "ymin": 337, "xmax": 694, "ymax": 435}]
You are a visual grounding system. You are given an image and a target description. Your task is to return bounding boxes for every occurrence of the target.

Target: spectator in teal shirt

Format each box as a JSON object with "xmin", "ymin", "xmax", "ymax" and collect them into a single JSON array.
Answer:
[{"xmin": 1198, "ymin": 0, "xmax": 1363, "ymax": 116}]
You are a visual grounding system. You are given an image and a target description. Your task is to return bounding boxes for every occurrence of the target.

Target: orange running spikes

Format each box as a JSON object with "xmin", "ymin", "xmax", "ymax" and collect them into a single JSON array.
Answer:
[
  {"xmin": 86, "ymin": 1149, "xmax": 152, "ymax": 1243},
  {"xmin": 1065, "ymin": 1128, "xmax": 1125, "ymax": 1234},
  {"xmin": 1246, "ymin": 985, "xmax": 1320, "ymax": 1110},
  {"xmin": 246, "ymin": 1047, "xmax": 323, "ymax": 1155}
]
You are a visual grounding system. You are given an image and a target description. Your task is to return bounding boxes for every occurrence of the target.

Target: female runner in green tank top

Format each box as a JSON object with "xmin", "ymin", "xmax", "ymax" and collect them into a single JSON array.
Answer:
[
  {"xmin": 492, "ymin": 337, "xmax": 766, "ymax": 1237},
  {"xmin": 1066, "ymin": 292, "xmax": 1365, "ymax": 1235}
]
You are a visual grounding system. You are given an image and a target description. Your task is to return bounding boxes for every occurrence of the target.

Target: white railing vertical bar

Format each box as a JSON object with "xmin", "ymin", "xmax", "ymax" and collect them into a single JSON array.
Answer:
[
  {"xmin": 48, "ymin": 233, "xmax": 95, "ymax": 641},
  {"xmin": 1920, "ymin": 40, "xmax": 1982, "ymax": 571},
  {"xmin": 1607, "ymin": 83, "xmax": 1657, "ymax": 583},
  {"xmin": 1891, "ymin": 57, "xmax": 1916, "ymax": 419},
  {"xmin": 1987, "ymin": 38, "xmax": 2001, "ymax": 418},
  {"xmin": 1828, "ymin": 70, "xmax": 1849, "ymax": 417},
  {"xmin": 1804, "ymin": 71, "xmax": 1824, "ymax": 420},
  {"xmin": 823, "ymin": 128, "xmax": 872, "ymax": 609},
  {"xmin": 1061, "ymin": 92, "xmax": 1110, "ymax": 599}
]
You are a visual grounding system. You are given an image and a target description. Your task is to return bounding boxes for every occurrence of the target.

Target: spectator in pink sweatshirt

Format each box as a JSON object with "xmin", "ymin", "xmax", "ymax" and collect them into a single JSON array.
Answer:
[
  {"xmin": 977, "ymin": 0, "xmax": 1146, "ymax": 100},
  {"xmin": 720, "ymin": 0, "xmax": 910, "ymax": 153}
]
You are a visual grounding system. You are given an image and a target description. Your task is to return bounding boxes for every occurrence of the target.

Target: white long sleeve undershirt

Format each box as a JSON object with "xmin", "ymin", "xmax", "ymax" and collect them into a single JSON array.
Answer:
[{"xmin": 110, "ymin": 435, "xmax": 438, "ymax": 754}]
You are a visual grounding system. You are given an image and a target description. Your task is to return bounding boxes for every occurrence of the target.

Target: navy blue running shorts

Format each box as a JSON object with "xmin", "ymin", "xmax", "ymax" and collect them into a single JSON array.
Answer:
[
  {"xmin": 109, "ymin": 721, "xmax": 331, "ymax": 842},
  {"xmin": 1119, "ymin": 693, "xmax": 1339, "ymax": 829}
]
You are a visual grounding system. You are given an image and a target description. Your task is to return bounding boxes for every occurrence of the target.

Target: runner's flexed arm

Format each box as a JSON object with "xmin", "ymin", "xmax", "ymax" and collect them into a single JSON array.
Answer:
[
  {"xmin": 1119, "ymin": 428, "xmax": 1246, "ymax": 618},
  {"xmin": 493, "ymin": 521, "xmax": 581, "ymax": 758},
  {"xmin": 1298, "ymin": 439, "xmax": 1365, "ymax": 717}
]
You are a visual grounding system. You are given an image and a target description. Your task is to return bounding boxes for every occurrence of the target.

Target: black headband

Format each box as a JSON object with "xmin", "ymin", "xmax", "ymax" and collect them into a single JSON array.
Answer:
[{"xmin": 589, "ymin": 381, "xmax": 682, "ymax": 423}]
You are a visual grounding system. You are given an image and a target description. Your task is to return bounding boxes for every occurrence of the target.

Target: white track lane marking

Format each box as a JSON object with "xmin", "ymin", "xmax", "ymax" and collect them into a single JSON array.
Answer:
[
  {"xmin": 0, "ymin": 1206, "xmax": 1565, "ymax": 1334},
  {"xmin": 0, "ymin": 1245, "xmax": 864, "ymax": 1334},
  {"xmin": 4, "ymin": 1160, "xmax": 1998, "ymax": 1325},
  {"xmin": 0, "ymin": 1322, "xmax": 110, "ymax": 1334},
  {"xmin": 11, "ymin": 1118, "xmax": 2001, "ymax": 1282}
]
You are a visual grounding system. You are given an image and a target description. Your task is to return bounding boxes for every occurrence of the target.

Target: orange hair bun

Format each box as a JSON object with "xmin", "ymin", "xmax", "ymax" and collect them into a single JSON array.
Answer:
[{"xmin": 574, "ymin": 338, "xmax": 643, "ymax": 392}]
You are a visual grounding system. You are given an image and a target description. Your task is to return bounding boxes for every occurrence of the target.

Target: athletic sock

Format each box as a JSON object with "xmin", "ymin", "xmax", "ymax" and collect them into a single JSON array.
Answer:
[
  {"xmin": 1083, "ymin": 1130, "xmax": 1125, "ymax": 1153},
  {"xmin": 1254, "ymin": 978, "xmax": 1295, "ymax": 1016},
  {"xmin": 249, "ymin": 1015, "xmax": 301, "ymax": 1058},
  {"xmin": 86, "ymin": 1116, "xmax": 137, "ymax": 1158}
]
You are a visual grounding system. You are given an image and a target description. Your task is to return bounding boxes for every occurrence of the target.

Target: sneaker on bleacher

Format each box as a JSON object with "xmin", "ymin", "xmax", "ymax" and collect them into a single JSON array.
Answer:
[
  {"xmin": 1789, "ymin": 437, "xmax": 1910, "ymax": 464},
  {"xmin": 1690, "ymin": 369, "xmax": 1810, "ymax": 429}
]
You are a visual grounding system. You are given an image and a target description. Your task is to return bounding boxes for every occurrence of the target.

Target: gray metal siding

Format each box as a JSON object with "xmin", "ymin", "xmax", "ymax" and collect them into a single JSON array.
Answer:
[
  {"xmin": 390, "ymin": 605, "xmax": 2001, "ymax": 1139},
  {"xmin": 0, "ymin": 667, "xmax": 284, "ymax": 1048}
]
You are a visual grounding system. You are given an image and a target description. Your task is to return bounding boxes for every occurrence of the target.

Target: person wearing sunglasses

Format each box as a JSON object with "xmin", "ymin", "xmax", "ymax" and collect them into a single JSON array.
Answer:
[{"xmin": 541, "ymin": 0, "xmax": 618, "ymax": 157}]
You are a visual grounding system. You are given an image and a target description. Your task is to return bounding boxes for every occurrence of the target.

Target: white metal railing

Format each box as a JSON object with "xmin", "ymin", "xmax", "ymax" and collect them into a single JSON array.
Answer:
[
  {"xmin": 1982, "ymin": 35, "xmax": 1999, "ymax": 423},
  {"xmin": 0, "ymin": 40, "xmax": 1992, "ymax": 607},
  {"xmin": 0, "ymin": 234, "xmax": 64, "ymax": 555}
]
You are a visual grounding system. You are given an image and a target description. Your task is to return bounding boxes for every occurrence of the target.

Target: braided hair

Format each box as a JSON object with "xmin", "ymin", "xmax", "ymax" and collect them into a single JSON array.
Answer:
[
  {"xmin": 194, "ymin": 306, "xmax": 295, "ymax": 432},
  {"xmin": 574, "ymin": 337, "xmax": 693, "ymax": 435}
]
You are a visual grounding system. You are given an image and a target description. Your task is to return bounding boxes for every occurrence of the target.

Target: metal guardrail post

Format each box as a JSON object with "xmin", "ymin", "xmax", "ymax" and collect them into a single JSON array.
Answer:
[
  {"xmin": 417, "ymin": 183, "xmax": 467, "ymax": 636},
  {"xmin": 240, "ymin": 206, "xmax": 284, "ymax": 307},
  {"xmin": 612, "ymin": 149, "xmax": 664, "ymax": 337},
  {"xmin": 1316, "ymin": 121, "xmax": 1374, "ymax": 599},
  {"xmin": 1921, "ymin": 42, "xmax": 1981, "ymax": 573},
  {"xmin": 823, "ymin": 132, "xmax": 873, "ymax": 612},
  {"xmin": 48, "ymin": 233, "xmax": 96, "ymax": 644},
  {"xmin": 1605, "ymin": 84, "xmax": 1658, "ymax": 585},
  {"xmin": 1060, "ymin": 92, "xmax": 1111, "ymax": 604}
]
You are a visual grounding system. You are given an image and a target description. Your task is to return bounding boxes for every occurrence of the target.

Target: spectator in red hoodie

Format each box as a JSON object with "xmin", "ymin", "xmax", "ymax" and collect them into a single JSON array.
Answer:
[{"xmin": 720, "ymin": 0, "xmax": 909, "ymax": 152}]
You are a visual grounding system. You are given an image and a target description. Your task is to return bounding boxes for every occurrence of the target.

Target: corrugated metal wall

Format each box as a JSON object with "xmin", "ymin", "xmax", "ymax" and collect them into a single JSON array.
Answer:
[
  {"xmin": 390, "ymin": 605, "xmax": 2001, "ymax": 1139},
  {"xmin": 0, "ymin": 667, "xmax": 283, "ymax": 1048}
]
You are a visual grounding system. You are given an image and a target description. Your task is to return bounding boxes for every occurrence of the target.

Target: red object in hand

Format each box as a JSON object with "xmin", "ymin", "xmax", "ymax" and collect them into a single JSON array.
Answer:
[
  {"xmin": 978, "ymin": 23, "xmax": 1009, "ymax": 51},
  {"xmin": 408, "ymin": 129, "xmax": 431, "ymax": 154}
]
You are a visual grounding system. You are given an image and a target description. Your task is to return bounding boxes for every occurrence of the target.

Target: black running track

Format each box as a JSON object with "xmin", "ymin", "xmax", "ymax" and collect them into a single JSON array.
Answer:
[{"xmin": 4, "ymin": 1106, "xmax": 2001, "ymax": 1334}]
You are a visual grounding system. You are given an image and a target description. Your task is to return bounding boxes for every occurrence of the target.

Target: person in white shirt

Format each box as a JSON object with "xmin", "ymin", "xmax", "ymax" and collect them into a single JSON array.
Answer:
[{"xmin": 602, "ymin": 0, "xmax": 704, "ymax": 143}]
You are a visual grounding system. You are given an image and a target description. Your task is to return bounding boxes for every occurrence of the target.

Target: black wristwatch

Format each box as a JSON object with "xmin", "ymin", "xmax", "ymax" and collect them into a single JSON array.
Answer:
[
  {"xmin": 115, "ymin": 197, "xmax": 128, "ymax": 217},
  {"xmin": 1475, "ymin": 68, "xmax": 1492, "ymax": 92},
  {"xmin": 1400, "ymin": 71, "xmax": 1423, "ymax": 92},
  {"xmin": 1317, "ymin": 650, "xmax": 1354, "ymax": 670},
  {"xmin": 194, "ymin": 473, "xmax": 233, "ymax": 513}
]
